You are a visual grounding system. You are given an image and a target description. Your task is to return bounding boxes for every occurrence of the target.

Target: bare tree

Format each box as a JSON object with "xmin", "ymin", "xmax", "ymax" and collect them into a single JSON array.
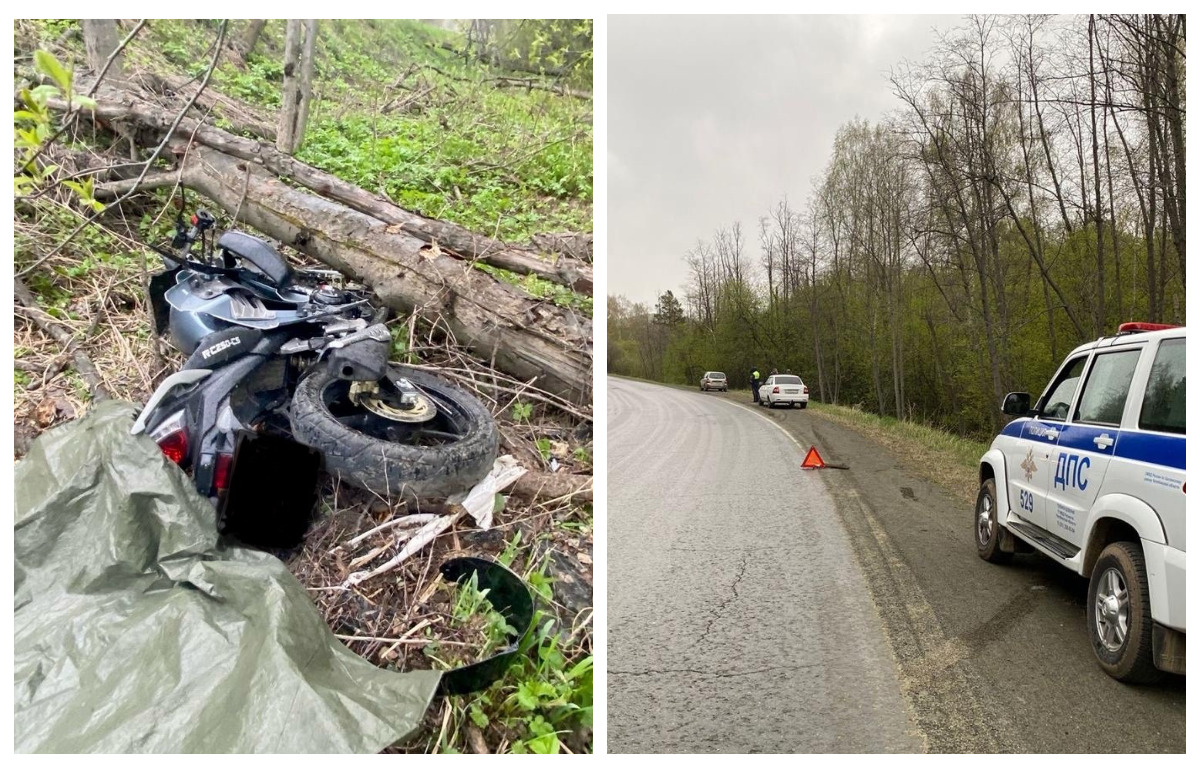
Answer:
[
  {"xmin": 235, "ymin": 20, "xmax": 268, "ymax": 60},
  {"xmin": 81, "ymin": 20, "xmax": 124, "ymax": 79},
  {"xmin": 277, "ymin": 20, "xmax": 318, "ymax": 155}
]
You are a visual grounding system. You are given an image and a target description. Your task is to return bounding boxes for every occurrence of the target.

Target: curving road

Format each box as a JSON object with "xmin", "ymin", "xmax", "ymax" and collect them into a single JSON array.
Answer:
[
  {"xmin": 608, "ymin": 377, "xmax": 923, "ymax": 753},
  {"xmin": 607, "ymin": 377, "xmax": 1185, "ymax": 754}
]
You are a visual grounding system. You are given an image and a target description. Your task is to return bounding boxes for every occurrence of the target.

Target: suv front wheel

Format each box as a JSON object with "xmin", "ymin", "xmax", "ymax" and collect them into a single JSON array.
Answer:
[
  {"xmin": 1088, "ymin": 541, "xmax": 1161, "ymax": 683},
  {"xmin": 975, "ymin": 478, "xmax": 1012, "ymax": 563}
]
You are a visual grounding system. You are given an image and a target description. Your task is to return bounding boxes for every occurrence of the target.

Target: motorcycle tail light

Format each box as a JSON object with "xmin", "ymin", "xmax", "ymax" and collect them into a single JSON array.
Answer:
[
  {"xmin": 148, "ymin": 411, "xmax": 189, "ymax": 465},
  {"xmin": 156, "ymin": 430, "xmax": 188, "ymax": 465},
  {"xmin": 214, "ymin": 452, "xmax": 234, "ymax": 492}
]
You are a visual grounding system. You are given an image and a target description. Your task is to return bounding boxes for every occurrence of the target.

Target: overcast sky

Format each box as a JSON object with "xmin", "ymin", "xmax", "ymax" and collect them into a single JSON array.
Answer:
[{"xmin": 608, "ymin": 14, "xmax": 965, "ymax": 306}]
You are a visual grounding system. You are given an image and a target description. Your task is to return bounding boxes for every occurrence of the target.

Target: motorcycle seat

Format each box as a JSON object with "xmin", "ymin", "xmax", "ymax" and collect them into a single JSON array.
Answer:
[{"xmin": 218, "ymin": 231, "xmax": 293, "ymax": 288}]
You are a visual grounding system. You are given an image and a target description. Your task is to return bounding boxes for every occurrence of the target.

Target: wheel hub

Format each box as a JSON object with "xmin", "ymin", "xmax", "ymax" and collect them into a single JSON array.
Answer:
[
  {"xmin": 976, "ymin": 496, "xmax": 993, "ymax": 546},
  {"xmin": 1094, "ymin": 567, "xmax": 1129, "ymax": 652},
  {"xmin": 349, "ymin": 380, "xmax": 436, "ymax": 423}
]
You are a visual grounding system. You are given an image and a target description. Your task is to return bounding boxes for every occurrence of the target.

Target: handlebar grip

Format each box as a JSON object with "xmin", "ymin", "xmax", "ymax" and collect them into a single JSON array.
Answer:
[{"xmin": 191, "ymin": 210, "xmax": 216, "ymax": 231}]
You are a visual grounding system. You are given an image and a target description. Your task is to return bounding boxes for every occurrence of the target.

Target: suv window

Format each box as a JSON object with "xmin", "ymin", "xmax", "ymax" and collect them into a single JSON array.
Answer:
[
  {"xmin": 1138, "ymin": 338, "xmax": 1185, "ymax": 434},
  {"xmin": 1074, "ymin": 349, "xmax": 1141, "ymax": 426},
  {"xmin": 1040, "ymin": 355, "xmax": 1088, "ymax": 421}
]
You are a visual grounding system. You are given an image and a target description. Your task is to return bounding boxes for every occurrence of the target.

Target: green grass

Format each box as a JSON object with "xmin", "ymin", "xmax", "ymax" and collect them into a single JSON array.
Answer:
[{"xmin": 476, "ymin": 264, "xmax": 592, "ymax": 315}]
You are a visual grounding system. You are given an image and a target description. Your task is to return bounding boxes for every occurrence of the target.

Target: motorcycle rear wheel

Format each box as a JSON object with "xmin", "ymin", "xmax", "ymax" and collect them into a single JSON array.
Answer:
[{"xmin": 290, "ymin": 364, "xmax": 498, "ymax": 498}]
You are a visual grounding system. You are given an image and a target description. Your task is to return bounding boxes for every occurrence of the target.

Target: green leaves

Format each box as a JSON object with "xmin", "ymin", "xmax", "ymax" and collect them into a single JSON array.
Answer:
[
  {"xmin": 61, "ymin": 177, "xmax": 105, "ymax": 213},
  {"xmin": 572, "ymin": 446, "xmax": 591, "ymax": 466},
  {"xmin": 34, "ymin": 49, "xmax": 72, "ymax": 93},
  {"xmin": 511, "ymin": 401, "xmax": 533, "ymax": 422}
]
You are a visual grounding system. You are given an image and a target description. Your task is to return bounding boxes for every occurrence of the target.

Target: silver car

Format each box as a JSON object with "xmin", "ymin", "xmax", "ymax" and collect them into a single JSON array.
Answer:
[
  {"xmin": 700, "ymin": 371, "xmax": 728, "ymax": 391},
  {"xmin": 758, "ymin": 374, "xmax": 809, "ymax": 408}
]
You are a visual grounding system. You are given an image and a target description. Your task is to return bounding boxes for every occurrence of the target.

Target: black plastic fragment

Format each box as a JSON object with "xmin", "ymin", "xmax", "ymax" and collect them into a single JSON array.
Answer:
[{"xmin": 437, "ymin": 556, "xmax": 535, "ymax": 695}]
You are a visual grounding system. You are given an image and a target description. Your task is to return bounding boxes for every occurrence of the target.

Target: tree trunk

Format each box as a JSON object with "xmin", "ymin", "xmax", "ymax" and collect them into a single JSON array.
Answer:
[
  {"xmin": 98, "ymin": 145, "xmax": 592, "ymax": 403},
  {"xmin": 55, "ymin": 87, "xmax": 591, "ymax": 292},
  {"xmin": 296, "ymin": 20, "xmax": 318, "ymax": 149},
  {"xmin": 236, "ymin": 20, "xmax": 267, "ymax": 58},
  {"xmin": 81, "ymin": 20, "xmax": 123, "ymax": 79},
  {"xmin": 277, "ymin": 20, "xmax": 316, "ymax": 155},
  {"xmin": 1088, "ymin": 16, "xmax": 1106, "ymax": 336}
]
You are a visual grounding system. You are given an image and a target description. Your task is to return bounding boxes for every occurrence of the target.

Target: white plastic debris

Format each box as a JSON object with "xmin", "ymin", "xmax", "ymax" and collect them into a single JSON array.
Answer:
[
  {"xmin": 447, "ymin": 455, "xmax": 527, "ymax": 530},
  {"xmin": 340, "ymin": 456, "xmax": 527, "ymax": 587}
]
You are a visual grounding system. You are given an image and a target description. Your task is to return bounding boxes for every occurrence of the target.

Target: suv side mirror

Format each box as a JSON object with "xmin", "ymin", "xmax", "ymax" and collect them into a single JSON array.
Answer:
[{"xmin": 1001, "ymin": 392, "xmax": 1031, "ymax": 416}]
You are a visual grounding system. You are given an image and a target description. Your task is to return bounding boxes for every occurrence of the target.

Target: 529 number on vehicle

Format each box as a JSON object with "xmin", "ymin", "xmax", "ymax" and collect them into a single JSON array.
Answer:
[{"xmin": 1019, "ymin": 488, "xmax": 1034, "ymax": 515}]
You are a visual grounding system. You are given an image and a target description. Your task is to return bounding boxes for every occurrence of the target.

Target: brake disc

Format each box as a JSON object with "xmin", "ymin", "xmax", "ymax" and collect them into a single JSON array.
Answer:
[{"xmin": 349, "ymin": 380, "xmax": 436, "ymax": 423}]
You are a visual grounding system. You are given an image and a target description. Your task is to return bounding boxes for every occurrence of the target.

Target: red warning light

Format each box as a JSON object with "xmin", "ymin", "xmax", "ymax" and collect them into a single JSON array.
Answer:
[
  {"xmin": 801, "ymin": 447, "xmax": 826, "ymax": 469},
  {"xmin": 1117, "ymin": 322, "xmax": 1180, "ymax": 333}
]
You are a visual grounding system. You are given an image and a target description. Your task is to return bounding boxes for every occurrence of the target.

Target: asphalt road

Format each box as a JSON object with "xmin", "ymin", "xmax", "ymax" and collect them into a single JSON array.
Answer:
[
  {"xmin": 608, "ymin": 377, "xmax": 1186, "ymax": 753},
  {"xmin": 608, "ymin": 377, "xmax": 924, "ymax": 753}
]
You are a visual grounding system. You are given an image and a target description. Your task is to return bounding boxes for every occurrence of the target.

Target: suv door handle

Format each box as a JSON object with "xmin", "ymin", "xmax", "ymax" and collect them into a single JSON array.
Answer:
[{"xmin": 1093, "ymin": 433, "xmax": 1114, "ymax": 450}]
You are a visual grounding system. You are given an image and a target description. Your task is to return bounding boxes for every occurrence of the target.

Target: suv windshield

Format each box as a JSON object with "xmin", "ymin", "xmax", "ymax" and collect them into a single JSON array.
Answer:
[{"xmin": 775, "ymin": 376, "xmax": 802, "ymax": 385}]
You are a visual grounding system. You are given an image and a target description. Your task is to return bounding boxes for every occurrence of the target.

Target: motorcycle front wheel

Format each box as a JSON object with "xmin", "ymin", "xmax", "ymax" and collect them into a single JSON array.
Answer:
[{"xmin": 290, "ymin": 364, "xmax": 499, "ymax": 499}]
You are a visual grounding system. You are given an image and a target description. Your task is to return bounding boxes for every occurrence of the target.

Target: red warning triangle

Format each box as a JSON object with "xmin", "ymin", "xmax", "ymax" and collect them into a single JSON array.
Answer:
[{"xmin": 801, "ymin": 446, "xmax": 826, "ymax": 469}]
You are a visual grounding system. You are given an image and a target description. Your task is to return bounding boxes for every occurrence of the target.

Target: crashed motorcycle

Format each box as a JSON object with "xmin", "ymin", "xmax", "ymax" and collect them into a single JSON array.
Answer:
[{"xmin": 133, "ymin": 210, "xmax": 499, "ymax": 504}]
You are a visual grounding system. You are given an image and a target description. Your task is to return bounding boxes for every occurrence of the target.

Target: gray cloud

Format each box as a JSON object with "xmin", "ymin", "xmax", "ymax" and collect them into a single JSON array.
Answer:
[{"xmin": 608, "ymin": 14, "xmax": 964, "ymax": 306}]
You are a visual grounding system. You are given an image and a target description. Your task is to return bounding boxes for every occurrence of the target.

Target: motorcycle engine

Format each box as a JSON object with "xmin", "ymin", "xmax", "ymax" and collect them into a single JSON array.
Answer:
[{"xmin": 311, "ymin": 284, "xmax": 348, "ymax": 305}]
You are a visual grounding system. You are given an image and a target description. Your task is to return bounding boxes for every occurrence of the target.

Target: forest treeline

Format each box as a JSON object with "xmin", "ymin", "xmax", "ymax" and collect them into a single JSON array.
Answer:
[{"xmin": 608, "ymin": 14, "xmax": 1186, "ymax": 438}]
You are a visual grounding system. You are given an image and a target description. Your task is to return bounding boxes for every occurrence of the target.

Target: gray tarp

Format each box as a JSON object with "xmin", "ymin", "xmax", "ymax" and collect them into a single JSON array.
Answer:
[{"xmin": 15, "ymin": 401, "xmax": 441, "ymax": 753}]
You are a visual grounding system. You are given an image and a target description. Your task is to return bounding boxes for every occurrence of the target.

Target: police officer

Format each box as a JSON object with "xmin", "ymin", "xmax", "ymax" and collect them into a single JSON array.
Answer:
[{"xmin": 750, "ymin": 367, "xmax": 762, "ymax": 403}]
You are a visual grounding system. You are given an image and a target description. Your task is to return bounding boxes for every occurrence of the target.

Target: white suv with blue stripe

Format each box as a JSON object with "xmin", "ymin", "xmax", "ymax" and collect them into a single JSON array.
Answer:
[{"xmin": 977, "ymin": 323, "xmax": 1185, "ymax": 682}]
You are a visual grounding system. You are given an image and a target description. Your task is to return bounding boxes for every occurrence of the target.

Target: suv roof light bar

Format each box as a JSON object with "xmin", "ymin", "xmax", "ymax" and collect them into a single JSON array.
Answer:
[{"xmin": 1116, "ymin": 322, "xmax": 1181, "ymax": 334}]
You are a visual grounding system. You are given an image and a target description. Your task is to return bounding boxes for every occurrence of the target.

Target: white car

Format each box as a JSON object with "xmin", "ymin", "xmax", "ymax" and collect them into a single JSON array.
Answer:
[
  {"xmin": 758, "ymin": 374, "xmax": 809, "ymax": 408},
  {"xmin": 977, "ymin": 322, "xmax": 1185, "ymax": 682}
]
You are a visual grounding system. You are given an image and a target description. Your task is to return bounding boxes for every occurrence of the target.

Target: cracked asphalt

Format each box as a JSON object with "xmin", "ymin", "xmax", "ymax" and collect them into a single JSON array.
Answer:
[
  {"xmin": 608, "ymin": 377, "xmax": 1185, "ymax": 753},
  {"xmin": 608, "ymin": 377, "xmax": 923, "ymax": 752}
]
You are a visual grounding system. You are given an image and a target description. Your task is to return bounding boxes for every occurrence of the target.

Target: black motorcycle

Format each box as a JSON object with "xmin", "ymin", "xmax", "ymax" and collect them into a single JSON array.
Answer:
[{"xmin": 132, "ymin": 211, "xmax": 498, "ymax": 503}]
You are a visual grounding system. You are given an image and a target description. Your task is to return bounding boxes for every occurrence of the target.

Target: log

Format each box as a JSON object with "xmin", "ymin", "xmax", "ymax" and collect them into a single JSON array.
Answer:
[
  {"xmin": 138, "ymin": 72, "xmax": 276, "ymax": 141},
  {"xmin": 99, "ymin": 144, "xmax": 592, "ymax": 403},
  {"xmin": 510, "ymin": 471, "xmax": 593, "ymax": 503},
  {"xmin": 56, "ymin": 86, "xmax": 592, "ymax": 293},
  {"xmin": 491, "ymin": 77, "xmax": 591, "ymax": 100}
]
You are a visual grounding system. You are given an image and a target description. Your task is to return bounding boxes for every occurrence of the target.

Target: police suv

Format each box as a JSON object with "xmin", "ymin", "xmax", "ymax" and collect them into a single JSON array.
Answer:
[{"xmin": 977, "ymin": 323, "xmax": 1185, "ymax": 682}]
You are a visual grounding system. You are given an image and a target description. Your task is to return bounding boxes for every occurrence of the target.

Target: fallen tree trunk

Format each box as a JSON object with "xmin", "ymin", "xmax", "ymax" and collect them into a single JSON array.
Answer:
[
  {"xmin": 56, "ymin": 86, "xmax": 592, "ymax": 293},
  {"xmin": 97, "ymin": 144, "xmax": 592, "ymax": 404},
  {"xmin": 511, "ymin": 471, "xmax": 593, "ymax": 503},
  {"xmin": 491, "ymin": 77, "xmax": 592, "ymax": 100},
  {"xmin": 138, "ymin": 72, "xmax": 276, "ymax": 142}
]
